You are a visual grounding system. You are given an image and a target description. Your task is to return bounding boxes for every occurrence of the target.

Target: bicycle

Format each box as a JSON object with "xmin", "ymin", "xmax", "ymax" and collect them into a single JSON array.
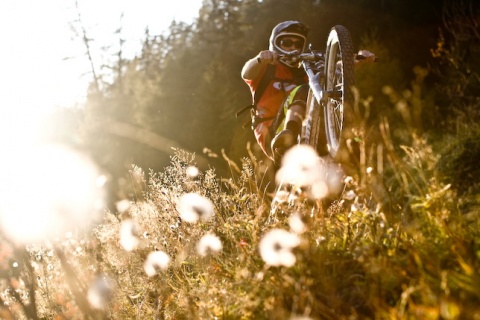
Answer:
[{"xmin": 278, "ymin": 25, "xmax": 362, "ymax": 165}]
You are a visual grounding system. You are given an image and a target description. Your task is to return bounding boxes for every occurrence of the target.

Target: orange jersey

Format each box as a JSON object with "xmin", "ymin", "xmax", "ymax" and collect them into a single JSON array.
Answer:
[{"xmin": 244, "ymin": 63, "xmax": 307, "ymax": 157}]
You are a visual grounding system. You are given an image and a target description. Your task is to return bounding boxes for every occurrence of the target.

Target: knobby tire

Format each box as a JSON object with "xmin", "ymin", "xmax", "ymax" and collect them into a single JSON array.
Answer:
[
  {"xmin": 324, "ymin": 25, "xmax": 356, "ymax": 164},
  {"xmin": 303, "ymin": 87, "xmax": 328, "ymax": 156}
]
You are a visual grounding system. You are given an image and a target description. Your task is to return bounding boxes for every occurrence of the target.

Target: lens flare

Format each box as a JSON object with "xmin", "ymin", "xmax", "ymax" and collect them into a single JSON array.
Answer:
[{"xmin": 0, "ymin": 144, "xmax": 105, "ymax": 244}]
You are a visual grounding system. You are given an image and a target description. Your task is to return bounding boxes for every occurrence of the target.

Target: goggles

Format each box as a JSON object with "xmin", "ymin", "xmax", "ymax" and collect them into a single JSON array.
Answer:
[{"xmin": 278, "ymin": 38, "xmax": 304, "ymax": 50}]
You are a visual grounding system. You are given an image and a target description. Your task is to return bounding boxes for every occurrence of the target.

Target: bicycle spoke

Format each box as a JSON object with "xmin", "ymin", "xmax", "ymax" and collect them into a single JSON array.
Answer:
[{"xmin": 333, "ymin": 104, "xmax": 343, "ymax": 133}]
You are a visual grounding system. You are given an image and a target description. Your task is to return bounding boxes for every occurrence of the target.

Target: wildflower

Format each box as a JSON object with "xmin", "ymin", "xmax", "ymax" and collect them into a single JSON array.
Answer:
[
  {"xmin": 115, "ymin": 199, "xmax": 131, "ymax": 214},
  {"xmin": 143, "ymin": 251, "xmax": 170, "ymax": 277},
  {"xmin": 177, "ymin": 193, "xmax": 215, "ymax": 223},
  {"xmin": 276, "ymin": 145, "xmax": 324, "ymax": 188},
  {"xmin": 289, "ymin": 213, "xmax": 306, "ymax": 234},
  {"xmin": 259, "ymin": 229, "xmax": 301, "ymax": 267},
  {"xmin": 186, "ymin": 166, "xmax": 199, "ymax": 178},
  {"xmin": 197, "ymin": 234, "xmax": 223, "ymax": 257},
  {"xmin": 119, "ymin": 219, "xmax": 140, "ymax": 251},
  {"xmin": 344, "ymin": 176, "xmax": 354, "ymax": 184},
  {"xmin": 351, "ymin": 203, "xmax": 360, "ymax": 212},
  {"xmin": 239, "ymin": 238, "xmax": 248, "ymax": 247},
  {"xmin": 87, "ymin": 274, "xmax": 114, "ymax": 310},
  {"xmin": 344, "ymin": 190, "xmax": 356, "ymax": 200},
  {"xmin": 308, "ymin": 180, "xmax": 329, "ymax": 199},
  {"xmin": 275, "ymin": 145, "xmax": 337, "ymax": 200}
]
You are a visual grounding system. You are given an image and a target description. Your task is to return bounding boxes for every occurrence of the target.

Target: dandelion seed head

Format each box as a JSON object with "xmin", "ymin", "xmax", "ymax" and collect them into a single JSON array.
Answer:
[
  {"xmin": 308, "ymin": 181, "xmax": 329, "ymax": 199},
  {"xmin": 87, "ymin": 274, "xmax": 114, "ymax": 310},
  {"xmin": 197, "ymin": 234, "xmax": 223, "ymax": 257},
  {"xmin": 276, "ymin": 145, "xmax": 324, "ymax": 188},
  {"xmin": 323, "ymin": 164, "xmax": 344, "ymax": 196},
  {"xmin": 177, "ymin": 193, "xmax": 214, "ymax": 223},
  {"xmin": 289, "ymin": 213, "xmax": 306, "ymax": 234},
  {"xmin": 259, "ymin": 229, "xmax": 300, "ymax": 267},
  {"xmin": 143, "ymin": 251, "xmax": 170, "ymax": 277},
  {"xmin": 351, "ymin": 203, "xmax": 360, "ymax": 212},
  {"xmin": 186, "ymin": 166, "xmax": 199, "ymax": 178},
  {"xmin": 119, "ymin": 219, "xmax": 140, "ymax": 252},
  {"xmin": 115, "ymin": 199, "xmax": 131, "ymax": 214},
  {"xmin": 345, "ymin": 190, "xmax": 357, "ymax": 200}
]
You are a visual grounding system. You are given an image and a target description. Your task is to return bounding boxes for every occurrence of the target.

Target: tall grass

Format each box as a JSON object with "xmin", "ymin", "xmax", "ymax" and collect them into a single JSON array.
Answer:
[
  {"xmin": 1, "ymin": 83, "xmax": 480, "ymax": 319},
  {"xmin": 1, "ymin": 126, "xmax": 480, "ymax": 319}
]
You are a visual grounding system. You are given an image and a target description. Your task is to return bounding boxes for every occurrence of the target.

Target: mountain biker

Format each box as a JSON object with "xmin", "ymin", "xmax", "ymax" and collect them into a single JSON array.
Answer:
[{"xmin": 241, "ymin": 20, "xmax": 376, "ymax": 165}]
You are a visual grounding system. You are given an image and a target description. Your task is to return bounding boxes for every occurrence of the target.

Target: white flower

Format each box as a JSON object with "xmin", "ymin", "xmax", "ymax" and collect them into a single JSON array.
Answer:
[
  {"xmin": 115, "ymin": 199, "xmax": 131, "ymax": 213},
  {"xmin": 289, "ymin": 213, "xmax": 306, "ymax": 234},
  {"xmin": 197, "ymin": 234, "xmax": 223, "ymax": 257},
  {"xmin": 344, "ymin": 190, "xmax": 357, "ymax": 200},
  {"xmin": 186, "ymin": 166, "xmax": 199, "ymax": 178},
  {"xmin": 119, "ymin": 219, "xmax": 140, "ymax": 251},
  {"xmin": 308, "ymin": 180, "xmax": 329, "ymax": 199},
  {"xmin": 259, "ymin": 229, "xmax": 301, "ymax": 267},
  {"xmin": 177, "ymin": 193, "xmax": 215, "ymax": 223},
  {"xmin": 272, "ymin": 190, "xmax": 290, "ymax": 204},
  {"xmin": 344, "ymin": 176, "xmax": 354, "ymax": 184},
  {"xmin": 87, "ymin": 274, "xmax": 114, "ymax": 310},
  {"xmin": 143, "ymin": 251, "xmax": 170, "ymax": 277},
  {"xmin": 276, "ymin": 145, "xmax": 324, "ymax": 187},
  {"xmin": 275, "ymin": 145, "xmax": 339, "ymax": 200}
]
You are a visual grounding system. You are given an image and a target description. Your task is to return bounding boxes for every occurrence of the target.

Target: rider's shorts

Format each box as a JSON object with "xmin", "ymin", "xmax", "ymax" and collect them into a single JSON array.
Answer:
[{"xmin": 272, "ymin": 84, "xmax": 309, "ymax": 136}]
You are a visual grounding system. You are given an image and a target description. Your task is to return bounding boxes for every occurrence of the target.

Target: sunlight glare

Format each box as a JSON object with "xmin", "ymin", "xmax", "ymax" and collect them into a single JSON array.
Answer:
[{"xmin": 0, "ymin": 143, "xmax": 105, "ymax": 244}]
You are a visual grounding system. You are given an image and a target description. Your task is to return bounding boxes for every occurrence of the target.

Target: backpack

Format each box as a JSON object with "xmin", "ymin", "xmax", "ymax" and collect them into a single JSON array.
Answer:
[{"xmin": 236, "ymin": 64, "xmax": 277, "ymax": 130}]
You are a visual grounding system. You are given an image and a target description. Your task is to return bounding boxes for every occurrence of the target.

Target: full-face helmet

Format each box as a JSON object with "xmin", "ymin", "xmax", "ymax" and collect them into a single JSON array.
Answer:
[{"xmin": 269, "ymin": 20, "xmax": 309, "ymax": 67}]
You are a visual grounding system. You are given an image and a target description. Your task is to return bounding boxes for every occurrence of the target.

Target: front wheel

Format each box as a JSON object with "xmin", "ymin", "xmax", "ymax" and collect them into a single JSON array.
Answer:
[
  {"xmin": 302, "ymin": 87, "xmax": 328, "ymax": 157},
  {"xmin": 324, "ymin": 25, "xmax": 357, "ymax": 163}
]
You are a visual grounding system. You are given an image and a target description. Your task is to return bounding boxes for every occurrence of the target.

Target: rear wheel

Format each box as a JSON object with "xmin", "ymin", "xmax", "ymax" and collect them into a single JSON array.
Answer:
[{"xmin": 324, "ymin": 25, "xmax": 357, "ymax": 163}]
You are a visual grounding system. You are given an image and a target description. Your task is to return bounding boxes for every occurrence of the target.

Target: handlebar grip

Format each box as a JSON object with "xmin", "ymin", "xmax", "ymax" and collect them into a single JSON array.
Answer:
[{"xmin": 356, "ymin": 54, "xmax": 378, "ymax": 62}]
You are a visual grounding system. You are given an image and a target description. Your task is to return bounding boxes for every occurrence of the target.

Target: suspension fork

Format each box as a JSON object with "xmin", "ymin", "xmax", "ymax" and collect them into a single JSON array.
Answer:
[
  {"xmin": 302, "ymin": 61, "xmax": 324, "ymax": 104},
  {"xmin": 301, "ymin": 61, "xmax": 325, "ymax": 144}
]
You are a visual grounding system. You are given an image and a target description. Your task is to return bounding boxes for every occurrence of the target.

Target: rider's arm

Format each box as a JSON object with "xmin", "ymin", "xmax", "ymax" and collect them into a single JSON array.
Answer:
[{"xmin": 241, "ymin": 50, "xmax": 278, "ymax": 80}]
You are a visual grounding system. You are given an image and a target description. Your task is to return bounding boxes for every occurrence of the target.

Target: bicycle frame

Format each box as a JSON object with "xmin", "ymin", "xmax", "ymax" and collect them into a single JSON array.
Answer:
[{"xmin": 288, "ymin": 52, "xmax": 327, "ymax": 146}]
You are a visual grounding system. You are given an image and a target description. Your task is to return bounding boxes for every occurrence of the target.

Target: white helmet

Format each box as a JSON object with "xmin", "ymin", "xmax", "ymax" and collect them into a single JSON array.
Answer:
[{"xmin": 269, "ymin": 21, "xmax": 309, "ymax": 67}]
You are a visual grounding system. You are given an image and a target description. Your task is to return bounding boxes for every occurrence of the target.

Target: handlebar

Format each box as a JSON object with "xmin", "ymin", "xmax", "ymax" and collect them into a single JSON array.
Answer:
[
  {"xmin": 355, "ymin": 53, "xmax": 379, "ymax": 62},
  {"xmin": 257, "ymin": 51, "xmax": 377, "ymax": 64},
  {"xmin": 256, "ymin": 51, "xmax": 324, "ymax": 64}
]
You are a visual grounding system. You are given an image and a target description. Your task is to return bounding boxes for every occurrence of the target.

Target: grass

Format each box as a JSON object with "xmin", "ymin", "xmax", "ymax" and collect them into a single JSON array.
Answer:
[
  {"xmin": 2, "ymin": 132, "xmax": 480, "ymax": 319},
  {"xmin": 1, "ymin": 93, "xmax": 480, "ymax": 319}
]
